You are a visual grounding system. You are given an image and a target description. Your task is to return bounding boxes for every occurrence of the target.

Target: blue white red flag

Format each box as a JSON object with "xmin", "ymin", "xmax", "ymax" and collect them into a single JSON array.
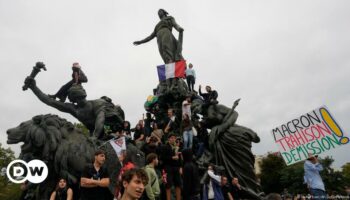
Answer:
[{"xmin": 157, "ymin": 60, "xmax": 186, "ymax": 81}]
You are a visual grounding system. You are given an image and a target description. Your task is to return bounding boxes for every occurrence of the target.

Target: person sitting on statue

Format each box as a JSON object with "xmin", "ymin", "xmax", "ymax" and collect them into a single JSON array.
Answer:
[
  {"xmin": 24, "ymin": 77, "xmax": 124, "ymax": 140},
  {"xmin": 182, "ymin": 95, "xmax": 192, "ymax": 119},
  {"xmin": 133, "ymin": 9, "xmax": 184, "ymax": 64},
  {"xmin": 164, "ymin": 108, "xmax": 179, "ymax": 135},
  {"xmin": 199, "ymin": 85, "xmax": 218, "ymax": 105},
  {"xmin": 49, "ymin": 62, "xmax": 88, "ymax": 102}
]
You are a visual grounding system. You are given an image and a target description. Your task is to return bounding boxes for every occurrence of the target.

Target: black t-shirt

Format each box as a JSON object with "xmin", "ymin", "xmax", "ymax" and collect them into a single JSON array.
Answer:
[
  {"xmin": 80, "ymin": 164, "xmax": 112, "ymax": 200},
  {"xmin": 133, "ymin": 128, "xmax": 144, "ymax": 140},
  {"xmin": 230, "ymin": 185, "xmax": 241, "ymax": 200},
  {"xmin": 221, "ymin": 185, "xmax": 231, "ymax": 200}
]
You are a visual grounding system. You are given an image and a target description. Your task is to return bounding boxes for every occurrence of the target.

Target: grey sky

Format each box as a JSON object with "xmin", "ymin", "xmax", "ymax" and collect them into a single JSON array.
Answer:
[{"xmin": 0, "ymin": 0, "xmax": 349, "ymax": 168}]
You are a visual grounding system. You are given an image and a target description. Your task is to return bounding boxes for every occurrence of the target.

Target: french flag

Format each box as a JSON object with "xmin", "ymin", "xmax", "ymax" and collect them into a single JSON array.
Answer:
[{"xmin": 157, "ymin": 60, "xmax": 186, "ymax": 81}]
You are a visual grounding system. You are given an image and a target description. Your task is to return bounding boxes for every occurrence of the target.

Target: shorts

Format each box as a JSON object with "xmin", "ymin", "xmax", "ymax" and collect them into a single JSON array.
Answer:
[{"xmin": 164, "ymin": 166, "xmax": 182, "ymax": 188}]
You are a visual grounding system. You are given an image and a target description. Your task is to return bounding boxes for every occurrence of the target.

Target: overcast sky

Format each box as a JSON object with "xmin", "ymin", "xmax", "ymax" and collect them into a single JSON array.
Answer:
[{"xmin": 0, "ymin": 0, "xmax": 349, "ymax": 168}]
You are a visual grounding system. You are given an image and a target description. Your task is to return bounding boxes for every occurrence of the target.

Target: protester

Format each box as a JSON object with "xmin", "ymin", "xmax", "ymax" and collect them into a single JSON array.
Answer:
[
  {"xmin": 220, "ymin": 175, "xmax": 233, "ymax": 200},
  {"xmin": 143, "ymin": 153, "xmax": 161, "ymax": 200},
  {"xmin": 202, "ymin": 164, "xmax": 224, "ymax": 200},
  {"xmin": 185, "ymin": 63, "xmax": 196, "ymax": 92},
  {"xmin": 150, "ymin": 123, "xmax": 164, "ymax": 144},
  {"xmin": 120, "ymin": 168, "xmax": 149, "ymax": 200},
  {"xmin": 164, "ymin": 108, "xmax": 179, "ymax": 134},
  {"xmin": 49, "ymin": 178, "xmax": 73, "ymax": 200},
  {"xmin": 160, "ymin": 133, "xmax": 182, "ymax": 200},
  {"xmin": 265, "ymin": 193, "xmax": 282, "ymax": 200},
  {"xmin": 182, "ymin": 149, "xmax": 200, "ymax": 200},
  {"xmin": 144, "ymin": 113, "xmax": 154, "ymax": 137},
  {"xmin": 199, "ymin": 85, "xmax": 218, "ymax": 105},
  {"xmin": 194, "ymin": 121, "xmax": 208, "ymax": 158},
  {"xmin": 304, "ymin": 153, "xmax": 327, "ymax": 200},
  {"xmin": 122, "ymin": 121, "xmax": 131, "ymax": 138},
  {"xmin": 115, "ymin": 150, "xmax": 136, "ymax": 199},
  {"xmin": 49, "ymin": 62, "xmax": 88, "ymax": 102},
  {"xmin": 182, "ymin": 114, "xmax": 193, "ymax": 149},
  {"xmin": 182, "ymin": 95, "xmax": 192, "ymax": 119},
  {"xmin": 132, "ymin": 124, "xmax": 145, "ymax": 149},
  {"xmin": 230, "ymin": 177, "xmax": 242, "ymax": 200},
  {"xmin": 80, "ymin": 149, "xmax": 112, "ymax": 200}
]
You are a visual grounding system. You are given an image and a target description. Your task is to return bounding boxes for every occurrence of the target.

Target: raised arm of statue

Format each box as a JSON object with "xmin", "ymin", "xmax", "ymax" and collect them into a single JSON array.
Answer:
[
  {"xmin": 133, "ymin": 31, "xmax": 156, "ymax": 45},
  {"xmin": 170, "ymin": 17, "xmax": 184, "ymax": 32},
  {"xmin": 24, "ymin": 77, "xmax": 76, "ymax": 116}
]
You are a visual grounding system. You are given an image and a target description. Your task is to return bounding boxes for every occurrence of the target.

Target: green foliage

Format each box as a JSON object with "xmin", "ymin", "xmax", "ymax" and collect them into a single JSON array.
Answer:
[
  {"xmin": 319, "ymin": 156, "xmax": 346, "ymax": 193},
  {"xmin": 280, "ymin": 162, "xmax": 308, "ymax": 194},
  {"xmin": 74, "ymin": 122, "xmax": 90, "ymax": 136},
  {"xmin": 0, "ymin": 183, "xmax": 22, "ymax": 200},
  {"xmin": 259, "ymin": 154, "xmax": 347, "ymax": 195},
  {"xmin": 259, "ymin": 153, "xmax": 286, "ymax": 194},
  {"xmin": 342, "ymin": 162, "xmax": 350, "ymax": 185},
  {"xmin": 0, "ymin": 143, "xmax": 21, "ymax": 200},
  {"xmin": 0, "ymin": 143, "xmax": 15, "ymax": 169}
]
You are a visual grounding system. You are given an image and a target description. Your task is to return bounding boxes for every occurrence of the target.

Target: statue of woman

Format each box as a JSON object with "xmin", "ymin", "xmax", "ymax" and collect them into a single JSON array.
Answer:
[
  {"xmin": 133, "ymin": 9, "xmax": 184, "ymax": 64},
  {"xmin": 192, "ymin": 99, "xmax": 263, "ymax": 199}
]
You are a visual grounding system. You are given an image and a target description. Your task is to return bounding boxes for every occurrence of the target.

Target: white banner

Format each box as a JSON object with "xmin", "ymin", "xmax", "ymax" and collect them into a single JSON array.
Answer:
[
  {"xmin": 271, "ymin": 106, "xmax": 349, "ymax": 165},
  {"xmin": 109, "ymin": 136, "xmax": 126, "ymax": 156}
]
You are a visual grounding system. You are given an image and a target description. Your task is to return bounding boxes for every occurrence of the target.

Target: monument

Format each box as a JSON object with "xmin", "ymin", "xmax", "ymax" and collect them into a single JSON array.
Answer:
[{"xmin": 6, "ymin": 9, "xmax": 263, "ymax": 200}]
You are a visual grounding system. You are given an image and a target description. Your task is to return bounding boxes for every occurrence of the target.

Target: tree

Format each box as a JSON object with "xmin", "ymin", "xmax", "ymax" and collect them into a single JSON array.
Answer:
[
  {"xmin": 0, "ymin": 143, "xmax": 15, "ymax": 187},
  {"xmin": 259, "ymin": 153, "xmax": 286, "ymax": 194},
  {"xmin": 341, "ymin": 162, "xmax": 350, "ymax": 185},
  {"xmin": 280, "ymin": 162, "xmax": 307, "ymax": 195},
  {"xmin": 318, "ymin": 156, "xmax": 346, "ymax": 193}
]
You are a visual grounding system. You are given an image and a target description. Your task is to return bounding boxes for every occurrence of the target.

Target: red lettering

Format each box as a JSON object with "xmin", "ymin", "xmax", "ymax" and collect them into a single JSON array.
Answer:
[
  {"xmin": 285, "ymin": 136, "xmax": 294, "ymax": 149},
  {"xmin": 290, "ymin": 135, "xmax": 300, "ymax": 147},
  {"xmin": 304, "ymin": 127, "xmax": 315, "ymax": 142},
  {"xmin": 275, "ymin": 138, "xmax": 287, "ymax": 151},
  {"xmin": 294, "ymin": 131, "xmax": 306, "ymax": 145},
  {"xmin": 311, "ymin": 126, "xmax": 322, "ymax": 139},
  {"xmin": 317, "ymin": 121, "xmax": 332, "ymax": 136}
]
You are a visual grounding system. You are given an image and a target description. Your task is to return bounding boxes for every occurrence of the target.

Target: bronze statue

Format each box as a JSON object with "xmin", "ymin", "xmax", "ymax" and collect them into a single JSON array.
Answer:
[
  {"xmin": 133, "ymin": 9, "xmax": 184, "ymax": 64},
  {"xmin": 23, "ymin": 63, "xmax": 125, "ymax": 140},
  {"xmin": 7, "ymin": 114, "xmax": 95, "ymax": 199},
  {"xmin": 192, "ymin": 98, "xmax": 263, "ymax": 199},
  {"xmin": 7, "ymin": 114, "xmax": 145, "ymax": 200}
]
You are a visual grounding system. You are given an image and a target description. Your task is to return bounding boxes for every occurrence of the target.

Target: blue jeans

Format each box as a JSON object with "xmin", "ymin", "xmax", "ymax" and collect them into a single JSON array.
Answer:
[
  {"xmin": 183, "ymin": 130, "xmax": 193, "ymax": 149},
  {"xmin": 310, "ymin": 188, "xmax": 327, "ymax": 200}
]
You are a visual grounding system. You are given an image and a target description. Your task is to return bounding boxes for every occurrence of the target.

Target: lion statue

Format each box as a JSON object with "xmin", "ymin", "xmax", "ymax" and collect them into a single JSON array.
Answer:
[{"xmin": 6, "ymin": 114, "xmax": 145, "ymax": 200}]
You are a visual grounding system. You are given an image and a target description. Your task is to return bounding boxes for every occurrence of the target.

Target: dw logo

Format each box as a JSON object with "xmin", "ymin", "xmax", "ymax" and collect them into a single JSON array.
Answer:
[{"xmin": 6, "ymin": 159, "xmax": 48, "ymax": 184}]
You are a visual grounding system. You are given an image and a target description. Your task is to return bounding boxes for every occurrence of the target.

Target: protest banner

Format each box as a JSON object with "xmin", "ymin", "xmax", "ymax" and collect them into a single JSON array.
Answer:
[
  {"xmin": 271, "ymin": 106, "xmax": 349, "ymax": 165},
  {"xmin": 109, "ymin": 136, "xmax": 126, "ymax": 156}
]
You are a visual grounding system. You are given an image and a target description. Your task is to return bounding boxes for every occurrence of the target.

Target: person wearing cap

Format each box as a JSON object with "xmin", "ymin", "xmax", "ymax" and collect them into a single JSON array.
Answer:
[
  {"xmin": 304, "ymin": 153, "xmax": 326, "ymax": 200},
  {"xmin": 80, "ymin": 150, "xmax": 113, "ymax": 200},
  {"xmin": 49, "ymin": 62, "xmax": 88, "ymax": 102}
]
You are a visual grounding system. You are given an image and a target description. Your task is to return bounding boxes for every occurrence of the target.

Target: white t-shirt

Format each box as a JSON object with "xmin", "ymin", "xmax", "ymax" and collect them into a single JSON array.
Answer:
[{"xmin": 182, "ymin": 100, "xmax": 191, "ymax": 118}]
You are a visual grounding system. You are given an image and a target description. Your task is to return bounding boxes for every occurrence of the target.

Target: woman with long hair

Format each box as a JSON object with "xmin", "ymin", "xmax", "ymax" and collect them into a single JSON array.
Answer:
[{"xmin": 49, "ymin": 178, "xmax": 73, "ymax": 200}]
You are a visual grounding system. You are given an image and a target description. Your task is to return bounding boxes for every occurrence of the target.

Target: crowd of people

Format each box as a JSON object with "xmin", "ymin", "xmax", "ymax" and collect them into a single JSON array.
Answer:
[{"xmin": 45, "ymin": 62, "xmax": 246, "ymax": 200}]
